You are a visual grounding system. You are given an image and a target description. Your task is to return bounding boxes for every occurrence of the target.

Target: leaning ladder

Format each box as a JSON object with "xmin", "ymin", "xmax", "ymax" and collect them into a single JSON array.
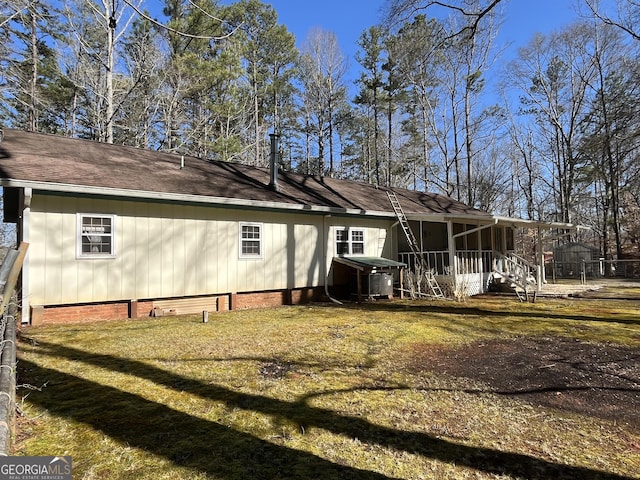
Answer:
[{"xmin": 387, "ymin": 190, "xmax": 444, "ymax": 298}]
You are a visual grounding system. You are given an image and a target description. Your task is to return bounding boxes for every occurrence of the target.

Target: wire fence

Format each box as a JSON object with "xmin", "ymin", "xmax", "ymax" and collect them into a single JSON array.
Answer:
[
  {"xmin": 0, "ymin": 243, "xmax": 28, "ymax": 455},
  {"xmin": 546, "ymin": 259, "xmax": 640, "ymax": 283}
]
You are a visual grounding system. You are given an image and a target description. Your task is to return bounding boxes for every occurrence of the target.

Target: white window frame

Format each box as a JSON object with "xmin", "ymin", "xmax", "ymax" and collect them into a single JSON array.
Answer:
[
  {"xmin": 239, "ymin": 222, "xmax": 263, "ymax": 259},
  {"xmin": 335, "ymin": 227, "xmax": 365, "ymax": 256},
  {"xmin": 77, "ymin": 213, "xmax": 116, "ymax": 259}
]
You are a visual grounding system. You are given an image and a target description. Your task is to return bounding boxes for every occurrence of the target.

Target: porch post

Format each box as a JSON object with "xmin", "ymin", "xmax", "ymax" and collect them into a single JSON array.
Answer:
[
  {"xmin": 502, "ymin": 226, "xmax": 507, "ymax": 254},
  {"xmin": 478, "ymin": 224, "xmax": 483, "ymax": 293},
  {"xmin": 490, "ymin": 225, "xmax": 496, "ymax": 271},
  {"xmin": 537, "ymin": 227, "xmax": 545, "ymax": 291},
  {"xmin": 447, "ymin": 221, "xmax": 456, "ymax": 286}
]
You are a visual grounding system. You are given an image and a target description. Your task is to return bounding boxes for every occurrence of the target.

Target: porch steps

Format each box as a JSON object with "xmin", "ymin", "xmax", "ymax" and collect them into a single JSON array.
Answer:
[
  {"xmin": 491, "ymin": 268, "xmax": 536, "ymax": 302},
  {"xmin": 387, "ymin": 190, "xmax": 445, "ymax": 298}
]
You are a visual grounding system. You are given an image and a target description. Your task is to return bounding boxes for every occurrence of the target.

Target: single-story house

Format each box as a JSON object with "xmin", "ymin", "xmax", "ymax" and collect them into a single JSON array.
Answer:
[{"xmin": 0, "ymin": 129, "xmax": 577, "ymax": 324}]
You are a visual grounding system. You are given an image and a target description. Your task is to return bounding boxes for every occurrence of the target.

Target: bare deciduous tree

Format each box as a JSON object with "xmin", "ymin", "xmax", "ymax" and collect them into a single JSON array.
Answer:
[
  {"xmin": 384, "ymin": 0, "xmax": 504, "ymax": 39},
  {"xmin": 584, "ymin": 0, "xmax": 640, "ymax": 41},
  {"xmin": 298, "ymin": 27, "xmax": 348, "ymax": 177}
]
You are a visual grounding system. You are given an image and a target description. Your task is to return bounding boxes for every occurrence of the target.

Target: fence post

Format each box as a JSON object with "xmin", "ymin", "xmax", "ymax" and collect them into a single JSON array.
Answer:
[
  {"xmin": 0, "ymin": 243, "xmax": 29, "ymax": 318},
  {"xmin": 0, "ymin": 297, "xmax": 17, "ymax": 456}
]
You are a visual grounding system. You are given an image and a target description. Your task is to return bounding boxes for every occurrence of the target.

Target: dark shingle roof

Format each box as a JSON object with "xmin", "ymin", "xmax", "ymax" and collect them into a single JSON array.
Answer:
[{"xmin": 0, "ymin": 129, "xmax": 490, "ymax": 218}]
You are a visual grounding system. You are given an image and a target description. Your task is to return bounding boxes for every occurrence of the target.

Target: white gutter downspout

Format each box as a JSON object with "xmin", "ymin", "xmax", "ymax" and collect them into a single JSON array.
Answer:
[
  {"xmin": 20, "ymin": 187, "xmax": 32, "ymax": 324},
  {"xmin": 322, "ymin": 215, "xmax": 342, "ymax": 305}
]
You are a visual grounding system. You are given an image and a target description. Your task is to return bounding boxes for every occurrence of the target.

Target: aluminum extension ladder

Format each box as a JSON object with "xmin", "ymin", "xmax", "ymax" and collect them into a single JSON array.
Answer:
[{"xmin": 387, "ymin": 190, "xmax": 444, "ymax": 298}]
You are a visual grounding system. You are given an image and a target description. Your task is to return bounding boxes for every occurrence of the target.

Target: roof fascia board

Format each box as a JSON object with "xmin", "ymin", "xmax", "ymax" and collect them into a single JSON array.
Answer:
[
  {"xmin": 3, "ymin": 179, "xmax": 582, "ymax": 229},
  {"xmin": 405, "ymin": 213, "xmax": 494, "ymax": 223},
  {"xmin": 406, "ymin": 212, "xmax": 584, "ymax": 230},
  {"xmin": 491, "ymin": 215, "xmax": 586, "ymax": 230},
  {"xmin": 0, "ymin": 179, "xmax": 396, "ymax": 218}
]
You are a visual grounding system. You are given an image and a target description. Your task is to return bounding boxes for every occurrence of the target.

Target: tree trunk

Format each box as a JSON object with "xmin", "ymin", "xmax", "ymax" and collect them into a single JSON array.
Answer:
[
  {"xmin": 253, "ymin": 61, "xmax": 260, "ymax": 166},
  {"xmin": 464, "ymin": 89, "xmax": 473, "ymax": 205},
  {"xmin": 373, "ymin": 89, "xmax": 380, "ymax": 186},
  {"xmin": 387, "ymin": 101, "xmax": 392, "ymax": 187},
  {"xmin": 106, "ymin": 11, "xmax": 115, "ymax": 143},
  {"xmin": 328, "ymin": 91, "xmax": 334, "ymax": 177},
  {"xmin": 29, "ymin": 5, "xmax": 38, "ymax": 132}
]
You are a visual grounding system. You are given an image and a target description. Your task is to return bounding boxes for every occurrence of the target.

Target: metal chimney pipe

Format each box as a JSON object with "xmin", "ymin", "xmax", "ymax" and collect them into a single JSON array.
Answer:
[{"xmin": 269, "ymin": 133, "xmax": 280, "ymax": 192}]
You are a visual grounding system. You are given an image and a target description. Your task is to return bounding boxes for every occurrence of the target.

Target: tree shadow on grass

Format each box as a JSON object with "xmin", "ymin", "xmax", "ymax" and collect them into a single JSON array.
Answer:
[
  {"xmin": 19, "ymin": 340, "xmax": 635, "ymax": 480},
  {"xmin": 19, "ymin": 359, "xmax": 396, "ymax": 480}
]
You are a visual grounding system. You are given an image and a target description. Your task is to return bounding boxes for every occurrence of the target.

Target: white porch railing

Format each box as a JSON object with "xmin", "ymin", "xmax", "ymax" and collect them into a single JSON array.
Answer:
[
  {"xmin": 398, "ymin": 250, "xmax": 494, "ymax": 276},
  {"xmin": 399, "ymin": 250, "xmax": 538, "ymax": 291},
  {"xmin": 399, "ymin": 249, "xmax": 540, "ymax": 299},
  {"xmin": 456, "ymin": 250, "xmax": 494, "ymax": 275},
  {"xmin": 492, "ymin": 251, "xmax": 537, "ymax": 288},
  {"xmin": 399, "ymin": 250, "xmax": 448, "ymax": 274}
]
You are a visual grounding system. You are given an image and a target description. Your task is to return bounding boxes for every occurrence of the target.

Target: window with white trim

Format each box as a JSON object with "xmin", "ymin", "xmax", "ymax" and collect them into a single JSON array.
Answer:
[
  {"xmin": 240, "ymin": 223, "xmax": 262, "ymax": 258},
  {"xmin": 336, "ymin": 227, "xmax": 365, "ymax": 255},
  {"xmin": 77, "ymin": 214, "xmax": 115, "ymax": 258}
]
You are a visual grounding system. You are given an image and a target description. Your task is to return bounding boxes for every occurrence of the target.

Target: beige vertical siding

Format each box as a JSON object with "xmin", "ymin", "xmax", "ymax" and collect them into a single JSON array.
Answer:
[{"xmin": 28, "ymin": 194, "xmax": 393, "ymax": 306}]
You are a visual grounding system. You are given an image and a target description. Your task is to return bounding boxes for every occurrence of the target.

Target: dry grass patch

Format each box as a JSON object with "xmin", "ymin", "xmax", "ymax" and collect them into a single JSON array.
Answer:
[{"xmin": 14, "ymin": 297, "xmax": 640, "ymax": 479}]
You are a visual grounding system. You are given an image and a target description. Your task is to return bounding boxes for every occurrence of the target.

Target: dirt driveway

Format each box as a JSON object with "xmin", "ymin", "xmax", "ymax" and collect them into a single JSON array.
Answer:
[{"xmin": 409, "ymin": 336, "xmax": 640, "ymax": 428}]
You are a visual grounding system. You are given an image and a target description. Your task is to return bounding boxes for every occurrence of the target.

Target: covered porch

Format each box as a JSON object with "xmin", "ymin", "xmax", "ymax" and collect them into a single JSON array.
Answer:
[{"xmin": 394, "ymin": 215, "xmax": 580, "ymax": 298}]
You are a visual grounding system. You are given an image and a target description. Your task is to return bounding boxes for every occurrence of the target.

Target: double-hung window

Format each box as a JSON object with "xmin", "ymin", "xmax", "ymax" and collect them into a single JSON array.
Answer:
[
  {"xmin": 77, "ymin": 214, "xmax": 115, "ymax": 258},
  {"xmin": 240, "ymin": 223, "xmax": 262, "ymax": 258},
  {"xmin": 336, "ymin": 227, "xmax": 365, "ymax": 255}
]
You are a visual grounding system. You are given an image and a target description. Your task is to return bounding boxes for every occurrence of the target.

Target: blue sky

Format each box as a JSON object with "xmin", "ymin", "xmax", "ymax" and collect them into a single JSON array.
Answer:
[
  {"xmin": 266, "ymin": 0, "xmax": 579, "ymax": 52},
  {"xmin": 145, "ymin": 0, "xmax": 583, "ymax": 94},
  {"xmin": 265, "ymin": 0, "xmax": 581, "ymax": 87}
]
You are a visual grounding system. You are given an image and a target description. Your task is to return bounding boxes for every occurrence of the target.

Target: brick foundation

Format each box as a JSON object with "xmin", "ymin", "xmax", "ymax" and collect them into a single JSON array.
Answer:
[
  {"xmin": 28, "ymin": 287, "xmax": 324, "ymax": 325},
  {"xmin": 235, "ymin": 288, "xmax": 321, "ymax": 310},
  {"xmin": 30, "ymin": 300, "xmax": 155, "ymax": 326}
]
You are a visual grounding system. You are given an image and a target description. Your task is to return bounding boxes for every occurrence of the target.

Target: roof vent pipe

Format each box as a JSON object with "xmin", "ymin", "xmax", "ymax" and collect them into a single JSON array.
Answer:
[{"xmin": 269, "ymin": 133, "xmax": 280, "ymax": 192}]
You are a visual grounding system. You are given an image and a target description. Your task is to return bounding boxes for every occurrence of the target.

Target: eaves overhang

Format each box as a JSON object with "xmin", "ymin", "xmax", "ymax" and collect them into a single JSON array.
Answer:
[
  {"xmin": 404, "ymin": 212, "xmax": 495, "ymax": 223},
  {"xmin": 491, "ymin": 215, "xmax": 587, "ymax": 231},
  {"xmin": 404, "ymin": 212, "xmax": 586, "ymax": 230},
  {"xmin": 0, "ymin": 179, "xmax": 398, "ymax": 219}
]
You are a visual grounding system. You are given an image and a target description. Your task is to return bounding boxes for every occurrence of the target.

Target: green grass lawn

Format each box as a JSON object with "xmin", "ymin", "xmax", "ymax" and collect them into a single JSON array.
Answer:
[{"xmin": 14, "ymin": 296, "xmax": 640, "ymax": 479}]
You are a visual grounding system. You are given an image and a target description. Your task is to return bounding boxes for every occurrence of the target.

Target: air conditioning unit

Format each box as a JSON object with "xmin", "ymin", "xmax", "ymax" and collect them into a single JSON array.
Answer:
[{"xmin": 365, "ymin": 272, "xmax": 394, "ymax": 297}]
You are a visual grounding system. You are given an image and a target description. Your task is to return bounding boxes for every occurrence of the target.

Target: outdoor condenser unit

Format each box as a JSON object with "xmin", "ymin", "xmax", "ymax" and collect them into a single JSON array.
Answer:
[{"xmin": 365, "ymin": 272, "xmax": 394, "ymax": 297}]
